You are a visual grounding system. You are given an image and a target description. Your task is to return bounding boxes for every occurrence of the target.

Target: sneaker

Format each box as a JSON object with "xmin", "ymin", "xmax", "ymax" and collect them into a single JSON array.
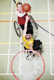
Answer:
[
  {"xmin": 26, "ymin": 55, "xmax": 29, "ymax": 59},
  {"xmin": 33, "ymin": 54, "xmax": 35, "ymax": 57}
]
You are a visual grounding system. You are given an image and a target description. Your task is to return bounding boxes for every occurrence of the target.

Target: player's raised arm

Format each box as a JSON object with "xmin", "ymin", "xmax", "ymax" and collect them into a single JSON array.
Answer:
[
  {"xmin": 23, "ymin": 16, "xmax": 30, "ymax": 36},
  {"xmin": 29, "ymin": 44, "xmax": 33, "ymax": 50},
  {"xmin": 16, "ymin": 10, "xmax": 26, "ymax": 17}
]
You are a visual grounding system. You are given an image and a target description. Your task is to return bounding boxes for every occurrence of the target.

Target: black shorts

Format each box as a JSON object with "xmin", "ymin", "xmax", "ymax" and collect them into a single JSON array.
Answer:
[{"xmin": 20, "ymin": 21, "xmax": 33, "ymax": 35}]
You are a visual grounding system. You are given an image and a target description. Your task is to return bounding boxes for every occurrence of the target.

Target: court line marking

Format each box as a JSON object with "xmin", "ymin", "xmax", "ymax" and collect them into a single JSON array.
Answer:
[
  {"xmin": 16, "ymin": 0, "xmax": 18, "ymax": 9},
  {"xmin": 0, "ymin": 13, "xmax": 15, "ymax": 14},
  {"xmin": 16, "ymin": 0, "xmax": 18, "ymax": 4},
  {"xmin": 15, "ymin": 0, "xmax": 22, "ymax": 75},
  {"xmin": 0, "ymin": 73, "xmax": 20, "ymax": 75},
  {"xmin": 47, "ymin": 0, "xmax": 52, "ymax": 75},
  {"xmin": 0, "ymin": 42, "xmax": 54, "ymax": 44},
  {"xmin": 0, "ymin": 20, "xmax": 14, "ymax": 22},
  {"xmin": 7, "ymin": 0, "xmax": 13, "ymax": 74},
  {"xmin": 0, "ymin": 42, "xmax": 20, "ymax": 44},
  {"xmin": 31, "ymin": 12, "xmax": 54, "ymax": 14},
  {"xmin": 19, "ymin": 0, "xmax": 23, "ymax": 75},
  {"xmin": 51, "ymin": 54, "xmax": 54, "ymax": 55},
  {"xmin": 0, "ymin": 12, "xmax": 54, "ymax": 14},
  {"xmin": 22, "ymin": 0, "xmax": 23, "ymax": 4},
  {"xmin": 51, "ymin": 73, "xmax": 54, "ymax": 75},
  {"xmin": 0, "ymin": 54, "xmax": 21, "ymax": 55},
  {"xmin": 0, "ymin": 20, "xmax": 54, "ymax": 22},
  {"xmin": 16, "ymin": 0, "xmax": 22, "ymax": 75}
]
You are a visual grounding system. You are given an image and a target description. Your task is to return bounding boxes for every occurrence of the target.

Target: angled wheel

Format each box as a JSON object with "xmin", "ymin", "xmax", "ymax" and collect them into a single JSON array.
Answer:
[
  {"xmin": 29, "ymin": 15, "xmax": 38, "ymax": 29},
  {"xmin": 29, "ymin": 15, "xmax": 38, "ymax": 38},
  {"xmin": 14, "ymin": 21, "xmax": 22, "ymax": 37}
]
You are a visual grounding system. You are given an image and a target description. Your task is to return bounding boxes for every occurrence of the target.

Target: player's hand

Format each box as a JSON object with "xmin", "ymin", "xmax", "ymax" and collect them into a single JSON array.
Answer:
[{"xmin": 24, "ymin": 12, "xmax": 27, "ymax": 14}]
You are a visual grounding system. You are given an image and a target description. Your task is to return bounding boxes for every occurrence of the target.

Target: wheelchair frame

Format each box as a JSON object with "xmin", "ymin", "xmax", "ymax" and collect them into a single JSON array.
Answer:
[{"xmin": 14, "ymin": 15, "xmax": 38, "ymax": 38}]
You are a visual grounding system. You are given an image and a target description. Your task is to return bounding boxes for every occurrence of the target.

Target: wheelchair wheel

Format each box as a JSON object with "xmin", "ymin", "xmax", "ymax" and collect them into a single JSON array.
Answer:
[
  {"xmin": 29, "ymin": 15, "xmax": 38, "ymax": 29},
  {"xmin": 29, "ymin": 15, "xmax": 38, "ymax": 38},
  {"xmin": 14, "ymin": 21, "xmax": 22, "ymax": 37}
]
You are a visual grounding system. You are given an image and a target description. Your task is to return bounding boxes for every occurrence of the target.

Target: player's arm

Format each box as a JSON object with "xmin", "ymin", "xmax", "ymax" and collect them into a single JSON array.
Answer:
[
  {"xmin": 23, "ymin": 16, "xmax": 30, "ymax": 36},
  {"xmin": 29, "ymin": 44, "xmax": 33, "ymax": 50},
  {"xmin": 15, "ymin": 10, "xmax": 26, "ymax": 17}
]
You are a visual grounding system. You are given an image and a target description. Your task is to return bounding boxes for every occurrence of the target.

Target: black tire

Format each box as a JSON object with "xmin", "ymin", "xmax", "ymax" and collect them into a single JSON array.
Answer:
[
  {"xmin": 29, "ymin": 15, "xmax": 38, "ymax": 38},
  {"xmin": 29, "ymin": 15, "xmax": 38, "ymax": 29},
  {"xmin": 14, "ymin": 21, "xmax": 22, "ymax": 37}
]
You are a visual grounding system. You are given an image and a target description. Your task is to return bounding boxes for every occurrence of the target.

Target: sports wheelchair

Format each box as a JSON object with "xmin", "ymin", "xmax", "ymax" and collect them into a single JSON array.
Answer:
[
  {"xmin": 14, "ymin": 15, "xmax": 43, "ymax": 59},
  {"xmin": 14, "ymin": 15, "xmax": 38, "ymax": 39}
]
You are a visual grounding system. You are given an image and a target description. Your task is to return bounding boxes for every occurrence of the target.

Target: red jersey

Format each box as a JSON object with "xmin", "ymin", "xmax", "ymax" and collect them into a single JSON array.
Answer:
[
  {"xmin": 18, "ymin": 13, "xmax": 28, "ymax": 25},
  {"xmin": 17, "ymin": 9, "xmax": 29, "ymax": 25}
]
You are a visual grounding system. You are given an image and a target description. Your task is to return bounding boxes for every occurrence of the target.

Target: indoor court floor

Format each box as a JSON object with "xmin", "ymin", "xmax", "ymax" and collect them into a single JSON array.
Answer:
[{"xmin": 0, "ymin": 0, "xmax": 54, "ymax": 80}]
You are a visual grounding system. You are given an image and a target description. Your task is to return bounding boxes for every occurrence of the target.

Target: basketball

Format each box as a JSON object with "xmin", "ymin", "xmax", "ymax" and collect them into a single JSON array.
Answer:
[{"xmin": 22, "ymin": 3, "xmax": 31, "ymax": 12}]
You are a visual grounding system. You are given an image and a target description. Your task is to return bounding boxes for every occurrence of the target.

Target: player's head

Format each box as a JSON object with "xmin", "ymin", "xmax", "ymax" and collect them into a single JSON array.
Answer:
[
  {"xmin": 16, "ymin": 2, "xmax": 22, "ymax": 11},
  {"xmin": 25, "ymin": 34, "xmax": 31, "ymax": 39}
]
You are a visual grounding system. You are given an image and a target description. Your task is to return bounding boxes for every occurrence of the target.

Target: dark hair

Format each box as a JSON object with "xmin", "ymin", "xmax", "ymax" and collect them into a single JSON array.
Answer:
[
  {"xmin": 25, "ymin": 34, "xmax": 31, "ymax": 39},
  {"xmin": 16, "ymin": 2, "xmax": 22, "ymax": 7},
  {"xmin": 25, "ymin": 35, "xmax": 29, "ymax": 39}
]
